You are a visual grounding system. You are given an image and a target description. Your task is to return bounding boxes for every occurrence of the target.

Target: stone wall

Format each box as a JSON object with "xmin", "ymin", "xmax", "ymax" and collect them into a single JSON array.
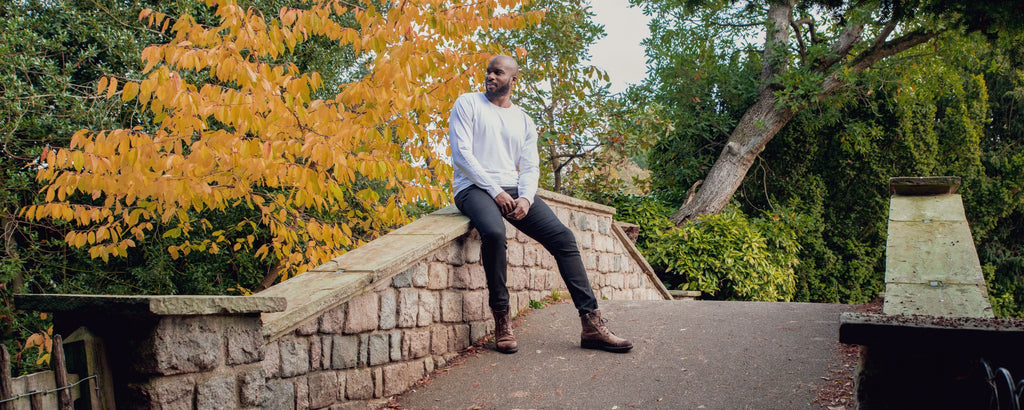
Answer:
[
  {"xmin": 15, "ymin": 190, "xmax": 669, "ymax": 409},
  {"xmin": 253, "ymin": 189, "xmax": 669, "ymax": 408}
]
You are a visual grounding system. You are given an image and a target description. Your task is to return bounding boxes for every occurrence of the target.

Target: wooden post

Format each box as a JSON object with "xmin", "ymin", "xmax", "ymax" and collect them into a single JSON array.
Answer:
[
  {"xmin": 1, "ymin": 345, "xmax": 12, "ymax": 410},
  {"xmin": 51, "ymin": 334, "xmax": 72, "ymax": 410}
]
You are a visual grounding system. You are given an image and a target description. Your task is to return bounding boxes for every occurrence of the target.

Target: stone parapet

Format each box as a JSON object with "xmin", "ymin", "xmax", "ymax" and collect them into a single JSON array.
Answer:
[{"xmin": 15, "ymin": 189, "xmax": 668, "ymax": 409}]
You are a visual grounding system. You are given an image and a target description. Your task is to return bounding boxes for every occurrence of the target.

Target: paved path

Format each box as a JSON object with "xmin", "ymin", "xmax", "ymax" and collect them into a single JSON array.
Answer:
[{"xmin": 397, "ymin": 299, "xmax": 853, "ymax": 409}]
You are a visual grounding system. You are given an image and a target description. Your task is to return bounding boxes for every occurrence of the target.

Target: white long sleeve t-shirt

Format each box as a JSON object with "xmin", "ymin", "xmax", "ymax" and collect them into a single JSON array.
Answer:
[{"xmin": 449, "ymin": 92, "xmax": 540, "ymax": 204}]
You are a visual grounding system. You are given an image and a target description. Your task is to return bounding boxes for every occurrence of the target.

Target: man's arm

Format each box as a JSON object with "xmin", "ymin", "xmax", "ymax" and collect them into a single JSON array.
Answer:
[{"xmin": 508, "ymin": 115, "xmax": 540, "ymax": 220}]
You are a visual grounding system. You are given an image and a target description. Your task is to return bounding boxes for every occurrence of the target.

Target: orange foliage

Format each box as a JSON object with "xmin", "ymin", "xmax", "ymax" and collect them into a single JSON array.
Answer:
[{"xmin": 24, "ymin": 0, "xmax": 542, "ymax": 280}]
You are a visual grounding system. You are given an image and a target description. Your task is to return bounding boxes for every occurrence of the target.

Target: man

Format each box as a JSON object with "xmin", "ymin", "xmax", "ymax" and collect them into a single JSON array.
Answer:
[{"xmin": 448, "ymin": 54, "xmax": 632, "ymax": 354}]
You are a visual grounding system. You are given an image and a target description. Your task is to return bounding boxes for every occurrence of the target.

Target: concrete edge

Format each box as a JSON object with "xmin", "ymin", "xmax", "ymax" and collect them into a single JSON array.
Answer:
[
  {"xmin": 260, "ymin": 272, "xmax": 375, "ymax": 339},
  {"xmin": 611, "ymin": 223, "xmax": 672, "ymax": 300},
  {"xmin": 538, "ymin": 189, "xmax": 615, "ymax": 216},
  {"xmin": 13, "ymin": 294, "xmax": 286, "ymax": 316}
]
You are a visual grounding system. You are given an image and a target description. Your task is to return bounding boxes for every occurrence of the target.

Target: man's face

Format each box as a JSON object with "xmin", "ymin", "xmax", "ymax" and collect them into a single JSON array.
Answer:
[{"xmin": 485, "ymin": 57, "xmax": 517, "ymax": 98}]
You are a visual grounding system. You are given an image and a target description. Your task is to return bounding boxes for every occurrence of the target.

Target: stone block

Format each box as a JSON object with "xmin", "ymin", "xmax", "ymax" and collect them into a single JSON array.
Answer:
[
  {"xmin": 293, "ymin": 376, "xmax": 309, "ymax": 410},
  {"xmin": 331, "ymin": 335, "xmax": 359, "ymax": 369},
  {"xmin": 383, "ymin": 361, "xmax": 425, "ymax": 397},
  {"xmin": 319, "ymin": 305, "xmax": 346, "ymax": 334},
  {"xmin": 417, "ymin": 290, "xmax": 436, "ymax": 326},
  {"xmin": 452, "ymin": 324, "xmax": 470, "ymax": 351},
  {"xmin": 504, "ymin": 221, "xmax": 516, "ymax": 239},
  {"xmin": 260, "ymin": 380, "xmax": 295, "ymax": 410},
  {"xmin": 523, "ymin": 245, "xmax": 538, "ymax": 267},
  {"xmin": 374, "ymin": 368, "xmax": 384, "ymax": 398},
  {"xmin": 430, "ymin": 325, "xmax": 449, "ymax": 356},
  {"xmin": 470, "ymin": 321, "xmax": 493, "ymax": 344},
  {"xmin": 279, "ymin": 338, "xmax": 310, "ymax": 378},
  {"xmin": 369, "ymin": 333, "xmax": 390, "ymax": 366},
  {"xmin": 392, "ymin": 266, "xmax": 413, "ymax": 288},
  {"xmin": 239, "ymin": 369, "xmax": 264, "ymax": 407},
  {"xmin": 379, "ymin": 288, "xmax": 397, "ymax": 330},
  {"xmin": 263, "ymin": 339, "xmax": 280, "ymax": 378},
  {"xmin": 508, "ymin": 242, "xmax": 524, "ymax": 266},
  {"xmin": 584, "ymin": 252, "xmax": 597, "ymax": 270},
  {"xmin": 608, "ymin": 273, "xmax": 624, "ymax": 289},
  {"xmin": 344, "ymin": 292, "xmax": 379, "ymax": 334},
  {"xmin": 446, "ymin": 240, "xmax": 465, "ymax": 266},
  {"xmin": 196, "ymin": 375, "xmax": 237, "ymax": 410},
  {"xmin": 404, "ymin": 328, "xmax": 430, "ymax": 359},
  {"xmin": 307, "ymin": 371, "xmax": 341, "ymax": 408},
  {"xmin": 346, "ymin": 369, "xmax": 374, "ymax": 400},
  {"xmin": 577, "ymin": 231, "xmax": 592, "ymax": 250},
  {"xmin": 440, "ymin": 291, "xmax": 463, "ymax": 322},
  {"xmin": 147, "ymin": 376, "xmax": 195, "ymax": 410},
  {"xmin": 598, "ymin": 235, "xmax": 614, "ymax": 252},
  {"xmin": 390, "ymin": 330, "xmax": 402, "ymax": 361},
  {"xmin": 576, "ymin": 213, "xmax": 590, "ymax": 231},
  {"xmin": 226, "ymin": 322, "xmax": 264, "ymax": 366},
  {"xmin": 508, "ymin": 266, "xmax": 528, "ymax": 290},
  {"xmin": 320, "ymin": 335, "xmax": 333, "ymax": 370},
  {"xmin": 142, "ymin": 316, "xmax": 221, "ymax": 375},
  {"xmin": 516, "ymin": 228, "xmax": 529, "ymax": 243},
  {"xmin": 424, "ymin": 356, "xmax": 435, "ymax": 373},
  {"xmin": 614, "ymin": 255, "xmax": 622, "ymax": 272},
  {"xmin": 427, "ymin": 262, "xmax": 450, "ymax": 290},
  {"xmin": 598, "ymin": 217, "xmax": 610, "ymax": 234},
  {"xmin": 295, "ymin": 319, "xmax": 319, "ymax": 336},
  {"xmin": 556, "ymin": 207, "xmax": 570, "ymax": 224},
  {"xmin": 410, "ymin": 262, "xmax": 429, "ymax": 287},
  {"xmin": 462, "ymin": 290, "xmax": 486, "ymax": 321},
  {"xmin": 358, "ymin": 334, "xmax": 370, "ymax": 367},
  {"xmin": 462, "ymin": 236, "xmax": 482, "ymax": 263},
  {"xmin": 397, "ymin": 288, "xmax": 419, "ymax": 328},
  {"xmin": 541, "ymin": 252, "xmax": 556, "ymax": 270},
  {"xmin": 530, "ymin": 269, "xmax": 546, "ymax": 290},
  {"xmin": 452, "ymin": 265, "xmax": 472, "ymax": 289},
  {"xmin": 310, "ymin": 335, "xmax": 323, "ymax": 370}
]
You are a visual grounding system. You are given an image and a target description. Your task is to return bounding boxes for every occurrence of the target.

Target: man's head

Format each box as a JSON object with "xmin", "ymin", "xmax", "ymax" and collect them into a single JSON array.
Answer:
[{"xmin": 485, "ymin": 55, "xmax": 519, "ymax": 100}]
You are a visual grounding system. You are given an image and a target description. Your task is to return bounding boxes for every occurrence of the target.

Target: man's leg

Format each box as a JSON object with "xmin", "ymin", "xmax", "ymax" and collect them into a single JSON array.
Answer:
[
  {"xmin": 509, "ymin": 194, "xmax": 632, "ymax": 353},
  {"xmin": 454, "ymin": 186, "xmax": 510, "ymax": 311},
  {"xmin": 507, "ymin": 196, "xmax": 598, "ymax": 314},
  {"xmin": 454, "ymin": 186, "xmax": 518, "ymax": 353}
]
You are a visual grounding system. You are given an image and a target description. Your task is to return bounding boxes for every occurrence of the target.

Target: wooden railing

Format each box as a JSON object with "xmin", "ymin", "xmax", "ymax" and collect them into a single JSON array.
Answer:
[{"xmin": 0, "ymin": 333, "xmax": 101, "ymax": 410}]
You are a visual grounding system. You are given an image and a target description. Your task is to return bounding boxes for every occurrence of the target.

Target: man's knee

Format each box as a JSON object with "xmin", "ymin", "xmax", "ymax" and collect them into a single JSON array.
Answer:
[{"xmin": 477, "ymin": 223, "xmax": 507, "ymax": 244}]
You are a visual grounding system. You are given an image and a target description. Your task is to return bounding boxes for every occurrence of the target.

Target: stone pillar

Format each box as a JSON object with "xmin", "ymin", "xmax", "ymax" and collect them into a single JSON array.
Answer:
[{"xmin": 14, "ymin": 294, "xmax": 285, "ymax": 409}]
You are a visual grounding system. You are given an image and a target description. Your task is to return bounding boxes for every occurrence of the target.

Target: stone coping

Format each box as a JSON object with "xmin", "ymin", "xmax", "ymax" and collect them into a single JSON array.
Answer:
[
  {"xmin": 889, "ymin": 176, "xmax": 961, "ymax": 196},
  {"xmin": 13, "ymin": 294, "xmax": 286, "ymax": 316}
]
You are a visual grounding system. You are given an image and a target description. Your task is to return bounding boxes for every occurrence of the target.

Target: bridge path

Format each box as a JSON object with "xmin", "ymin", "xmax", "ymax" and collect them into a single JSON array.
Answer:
[{"xmin": 396, "ymin": 299, "xmax": 854, "ymax": 409}]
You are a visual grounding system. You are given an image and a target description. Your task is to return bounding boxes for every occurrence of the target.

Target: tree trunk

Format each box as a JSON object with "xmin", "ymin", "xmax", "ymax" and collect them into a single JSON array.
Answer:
[
  {"xmin": 670, "ymin": 92, "xmax": 795, "ymax": 224},
  {"xmin": 670, "ymin": 0, "xmax": 796, "ymax": 225}
]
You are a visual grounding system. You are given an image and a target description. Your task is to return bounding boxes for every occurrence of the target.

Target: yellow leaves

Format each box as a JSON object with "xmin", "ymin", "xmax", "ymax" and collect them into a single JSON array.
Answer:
[{"xmin": 30, "ymin": 0, "xmax": 534, "ymax": 281}]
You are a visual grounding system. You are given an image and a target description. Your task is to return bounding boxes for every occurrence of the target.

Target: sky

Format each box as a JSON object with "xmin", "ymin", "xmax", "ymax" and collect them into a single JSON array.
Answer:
[{"xmin": 587, "ymin": 1, "xmax": 652, "ymax": 94}]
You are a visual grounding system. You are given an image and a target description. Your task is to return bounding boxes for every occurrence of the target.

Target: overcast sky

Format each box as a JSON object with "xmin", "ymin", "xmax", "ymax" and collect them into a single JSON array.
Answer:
[{"xmin": 588, "ymin": 1, "xmax": 652, "ymax": 94}]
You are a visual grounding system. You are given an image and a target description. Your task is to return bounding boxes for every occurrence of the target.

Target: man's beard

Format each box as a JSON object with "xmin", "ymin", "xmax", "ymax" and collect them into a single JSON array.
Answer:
[{"xmin": 485, "ymin": 81, "xmax": 511, "ymax": 100}]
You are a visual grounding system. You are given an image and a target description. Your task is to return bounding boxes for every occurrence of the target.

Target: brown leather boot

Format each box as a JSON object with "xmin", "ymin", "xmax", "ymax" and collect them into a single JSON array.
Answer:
[
  {"xmin": 492, "ymin": 308, "xmax": 518, "ymax": 354},
  {"xmin": 580, "ymin": 310, "xmax": 633, "ymax": 353}
]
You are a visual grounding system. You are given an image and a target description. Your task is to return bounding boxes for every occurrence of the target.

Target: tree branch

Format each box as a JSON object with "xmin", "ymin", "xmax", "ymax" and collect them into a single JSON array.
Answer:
[
  {"xmin": 813, "ymin": 23, "xmax": 864, "ymax": 72},
  {"xmin": 849, "ymin": 28, "xmax": 938, "ymax": 72},
  {"xmin": 760, "ymin": 1, "xmax": 795, "ymax": 91}
]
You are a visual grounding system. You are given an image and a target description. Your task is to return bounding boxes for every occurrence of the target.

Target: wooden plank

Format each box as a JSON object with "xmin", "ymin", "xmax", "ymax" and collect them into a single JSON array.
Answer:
[
  {"xmin": 1, "ymin": 345, "xmax": 12, "ymax": 410},
  {"xmin": 50, "ymin": 335, "xmax": 70, "ymax": 410}
]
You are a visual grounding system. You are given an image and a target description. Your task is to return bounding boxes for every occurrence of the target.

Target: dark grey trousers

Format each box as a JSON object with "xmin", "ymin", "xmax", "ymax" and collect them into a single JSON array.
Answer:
[{"xmin": 454, "ymin": 185, "xmax": 599, "ymax": 315}]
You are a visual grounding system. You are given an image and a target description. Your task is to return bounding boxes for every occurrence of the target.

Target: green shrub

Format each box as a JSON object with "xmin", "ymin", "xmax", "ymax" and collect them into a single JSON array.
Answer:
[{"xmin": 643, "ymin": 206, "xmax": 804, "ymax": 301}]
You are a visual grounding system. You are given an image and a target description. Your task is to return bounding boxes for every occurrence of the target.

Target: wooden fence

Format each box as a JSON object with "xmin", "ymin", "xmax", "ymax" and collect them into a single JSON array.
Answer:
[{"xmin": 0, "ymin": 333, "xmax": 97, "ymax": 410}]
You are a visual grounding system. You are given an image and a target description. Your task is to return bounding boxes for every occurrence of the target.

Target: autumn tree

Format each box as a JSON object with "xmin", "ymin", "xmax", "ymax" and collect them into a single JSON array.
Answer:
[
  {"xmin": 23, "ymin": 0, "xmax": 540, "ymax": 283},
  {"xmin": 632, "ymin": 0, "xmax": 1024, "ymax": 224}
]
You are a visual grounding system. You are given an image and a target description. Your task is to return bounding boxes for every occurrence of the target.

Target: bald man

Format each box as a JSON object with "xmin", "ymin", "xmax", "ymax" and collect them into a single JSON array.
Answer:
[{"xmin": 448, "ymin": 55, "xmax": 632, "ymax": 354}]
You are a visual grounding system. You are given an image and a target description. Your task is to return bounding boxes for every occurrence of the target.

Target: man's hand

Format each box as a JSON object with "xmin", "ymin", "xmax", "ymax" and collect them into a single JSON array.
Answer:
[
  {"xmin": 494, "ymin": 192, "xmax": 516, "ymax": 215},
  {"xmin": 507, "ymin": 197, "xmax": 531, "ymax": 220}
]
